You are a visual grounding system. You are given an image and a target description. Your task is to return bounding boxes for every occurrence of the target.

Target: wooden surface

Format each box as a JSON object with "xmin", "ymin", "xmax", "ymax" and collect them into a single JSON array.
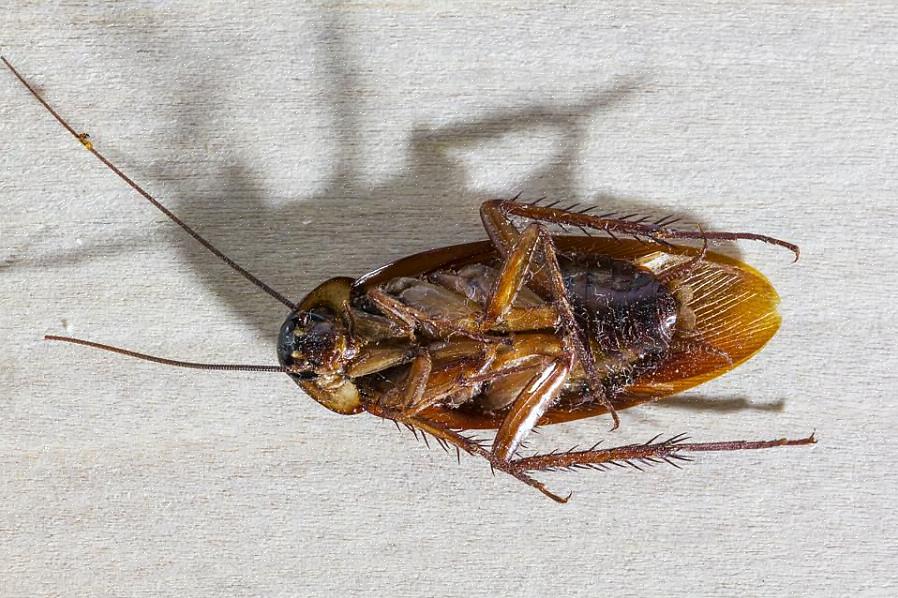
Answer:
[{"xmin": 2, "ymin": 2, "xmax": 896, "ymax": 596}]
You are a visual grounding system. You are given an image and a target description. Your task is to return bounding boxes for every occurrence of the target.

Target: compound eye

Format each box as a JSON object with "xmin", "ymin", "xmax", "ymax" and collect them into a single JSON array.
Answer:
[{"xmin": 277, "ymin": 312, "xmax": 303, "ymax": 368}]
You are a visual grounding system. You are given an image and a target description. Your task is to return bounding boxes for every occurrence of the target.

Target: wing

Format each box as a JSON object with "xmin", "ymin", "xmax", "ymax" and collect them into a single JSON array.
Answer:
[{"xmin": 537, "ymin": 237, "xmax": 783, "ymax": 426}]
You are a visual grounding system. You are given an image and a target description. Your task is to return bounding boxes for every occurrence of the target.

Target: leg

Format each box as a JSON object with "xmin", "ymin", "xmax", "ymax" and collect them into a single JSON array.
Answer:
[
  {"xmin": 381, "ymin": 343, "xmax": 506, "ymax": 417},
  {"xmin": 513, "ymin": 432, "xmax": 816, "ymax": 472},
  {"xmin": 480, "ymin": 222, "xmax": 544, "ymax": 328},
  {"xmin": 491, "ymin": 357, "xmax": 572, "ymax": 462},
  {"xmin": 343, "ymin": 301, "xmax": 416, "ymax": 342},
  {"xmin": 373, "ymin": 397, "xmax": 814, "ymax": 503},
  {"xmin": 410, "ymin": 416, "xmax": 572, "ymax": 503},
  {"xmin": 481, "ymin": 199, "xmax": 800, "ymax": 261},
  {"xmin": 394, "ymin": 345, "xmax": 585, "ymax": 465},
  {"xmin": 366, "ymin": 402, "xmax": 571, "ymax": 503},
  {"xmin": 367, "ymin": 287, "xmax": 509, "ymax": 345},
  {"xmin": 368, "ymin": 350, "xmax": 576, "ymax": 502},
  {"xmin": 392, "ymin": 350, "xmax": 433, "ymax": 415},
  {"xmin": 367, "ymin": 218, "xmax": 566, "ymax": 339},
  {"xmin": 479, "ymin": 213, "xmax": 621, "ymax": 429}
]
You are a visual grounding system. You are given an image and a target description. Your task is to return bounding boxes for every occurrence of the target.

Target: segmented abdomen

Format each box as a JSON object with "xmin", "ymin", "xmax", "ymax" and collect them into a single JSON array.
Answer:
[{"xmin": 562, "ymin": 258, "xmax": 678, "ymax": 371}]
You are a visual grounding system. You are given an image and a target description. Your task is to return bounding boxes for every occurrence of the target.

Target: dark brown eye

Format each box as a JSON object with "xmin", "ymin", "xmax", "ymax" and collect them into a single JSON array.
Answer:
[{"xmin": 277, "ymin": 312, "xmax": 304, "ymax": 368}]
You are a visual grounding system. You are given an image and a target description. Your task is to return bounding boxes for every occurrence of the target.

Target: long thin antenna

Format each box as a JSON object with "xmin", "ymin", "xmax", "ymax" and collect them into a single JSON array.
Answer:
[
  {"xmin": 46, "ymin": 335, "xmax": 287, "ymax": 373},
  {"xmin": 2, "ymin": 56, "xmax": 297, "ymax": 311}
]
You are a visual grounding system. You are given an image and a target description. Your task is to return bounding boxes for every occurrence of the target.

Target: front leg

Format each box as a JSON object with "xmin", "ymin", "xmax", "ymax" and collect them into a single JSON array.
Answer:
[
  {"xmin": 386, "ymin": 350, "xmax": 434, "ymax": 415},
  {"xmin": 367, "ymin": 287, "xmax": 508, "ymax": 345}
]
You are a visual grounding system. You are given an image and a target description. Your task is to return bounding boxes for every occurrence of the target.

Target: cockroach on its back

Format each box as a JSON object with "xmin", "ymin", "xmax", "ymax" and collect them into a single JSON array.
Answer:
[{"xmin": 4, "ymin": 57, "xmax": 815, "ymax": 503}]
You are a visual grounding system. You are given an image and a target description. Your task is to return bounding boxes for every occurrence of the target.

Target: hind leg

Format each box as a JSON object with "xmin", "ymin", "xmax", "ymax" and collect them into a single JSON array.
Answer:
[
  {"xmin": 481, "ymin": 199, "xmax": 799, "ymax": 260},
  {"xmin": 513, "ymin": 433, "xmax": 816, "ymax": 472}
]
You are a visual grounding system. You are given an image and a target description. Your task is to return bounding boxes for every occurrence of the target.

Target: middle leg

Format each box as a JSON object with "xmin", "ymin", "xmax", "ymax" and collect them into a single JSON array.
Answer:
[{"xmin": 478, "ymin": 216, "xmax": 621, "ymax": 430}]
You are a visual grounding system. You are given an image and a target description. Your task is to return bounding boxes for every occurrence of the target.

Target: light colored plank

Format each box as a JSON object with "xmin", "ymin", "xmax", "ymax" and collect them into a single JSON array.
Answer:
[{"xmin": 2, "ymin": 2, "xmax": 896, "ymax": 596}]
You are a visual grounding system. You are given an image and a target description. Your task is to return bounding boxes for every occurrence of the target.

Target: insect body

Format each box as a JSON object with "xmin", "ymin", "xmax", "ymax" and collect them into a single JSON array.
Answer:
[{"xmin": 5, "ymin": 57, "xmax": 814, "ymax": 502}]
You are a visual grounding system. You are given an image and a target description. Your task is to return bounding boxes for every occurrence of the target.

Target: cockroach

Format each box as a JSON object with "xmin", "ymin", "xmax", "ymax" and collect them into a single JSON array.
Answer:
[{"xmin": 4, "ymin": 57, "xmax": 815, "ymax": 503}]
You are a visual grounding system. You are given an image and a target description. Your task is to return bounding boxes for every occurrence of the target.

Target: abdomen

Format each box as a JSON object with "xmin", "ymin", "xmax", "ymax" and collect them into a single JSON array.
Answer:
[{"xmin": 561, "ymin": 257, "xmax": 679, "ymax": 385}]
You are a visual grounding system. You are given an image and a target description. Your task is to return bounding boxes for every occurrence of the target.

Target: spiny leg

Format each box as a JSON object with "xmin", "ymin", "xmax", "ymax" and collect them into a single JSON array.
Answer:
[
  {"xmin": 482, "ymin": 199, "xmax": 800, "ymax": 261},
  {"xmin": 366, "ymin": 403, "xmax": 570, "ymax": 503},
  {"xmin": 531, "ymin": 226, "xmax": 621, "ymax": 428},
  {"xmin": 413, "ymin": 417, "xmax": 571, "ymax": 503},
  {"xmin": 367, "ymin": 222, "xmax": 561, "ymax": 340},
  {"xmin": 367, "ymin": 351, "xmax": 575, "ymax": 502},
  {"xmin": 513, "ymin": 432, "xmax": 816, "ymax": 472},
  {"xmin": 395, "ymin": 339, "xmax": 576, "ymax": 464},
  {"xmin": 474, "ymin": 222, "xmax": 589, "ymax": 332}
]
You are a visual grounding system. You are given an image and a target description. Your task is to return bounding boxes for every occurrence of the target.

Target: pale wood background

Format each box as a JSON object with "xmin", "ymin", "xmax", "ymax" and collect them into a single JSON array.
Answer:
[{"xmin": 2, "ymin": 2, "xmax": 896, "ymax": 596}]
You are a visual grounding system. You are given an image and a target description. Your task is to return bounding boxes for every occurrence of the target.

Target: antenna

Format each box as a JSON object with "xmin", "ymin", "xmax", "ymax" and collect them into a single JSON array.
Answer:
[
  {"xmin": 46, "ymin": 335, "xmax": 287, "ymax": 373},
  {"xmin": 2, "ymin": 56, "xmax": 297, "ymax": 310}
]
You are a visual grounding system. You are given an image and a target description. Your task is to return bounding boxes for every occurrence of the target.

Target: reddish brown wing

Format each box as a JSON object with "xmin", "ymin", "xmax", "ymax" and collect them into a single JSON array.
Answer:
[{"xmin": 355, "ymin": 237, "xmax": 781, "ymax": 429}]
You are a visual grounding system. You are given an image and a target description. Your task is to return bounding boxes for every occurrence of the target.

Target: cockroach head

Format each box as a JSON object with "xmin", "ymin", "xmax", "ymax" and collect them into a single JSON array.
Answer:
[
  {"xmin": 277, "ymin": 277, "xmax": 362, "ymax": 415},
  {"xmin": 278, "ymin": 308, "xmax": 354, "ymax": 378}
]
